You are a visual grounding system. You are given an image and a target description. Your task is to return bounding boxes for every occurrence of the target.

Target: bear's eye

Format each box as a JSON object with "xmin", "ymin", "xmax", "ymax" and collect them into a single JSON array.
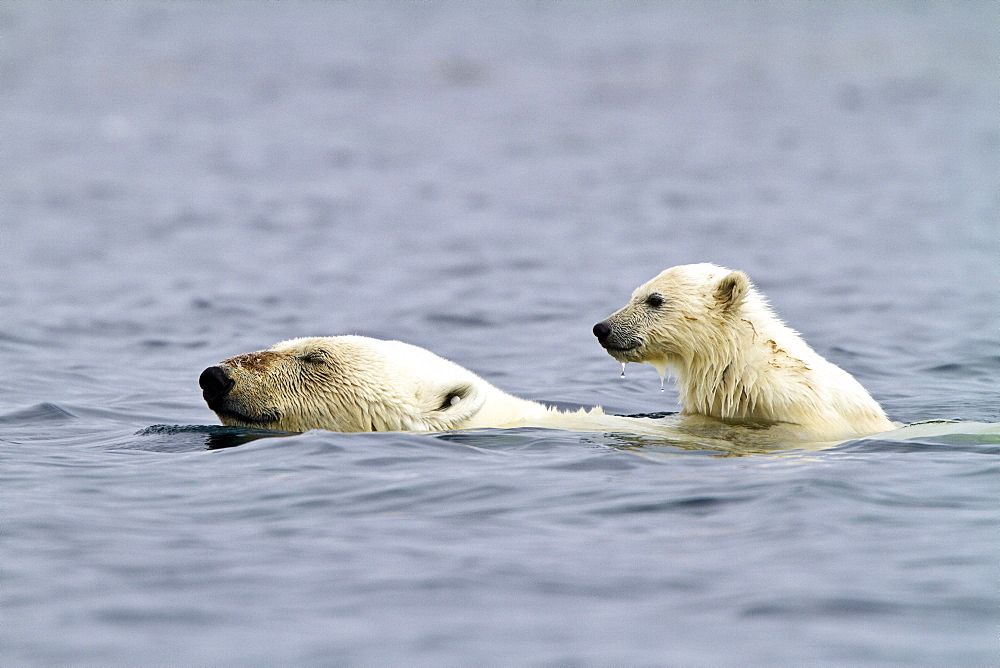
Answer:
[
  {"xmin": 299, "ymin": 351, "xmax": 327, "ymax": 364},
  {"xmin": 436, "ymin": 386, "xmax": 469, "ymax": 411},
  {"xmin": 644, "ymin": 293, "xmax": 666, "ymax": 308}
]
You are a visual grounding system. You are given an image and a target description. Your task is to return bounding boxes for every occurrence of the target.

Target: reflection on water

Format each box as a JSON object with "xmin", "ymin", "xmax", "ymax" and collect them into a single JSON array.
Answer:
[
  {"xmin": 136, "ymin": 424, "xmax": 299, "ymax": 451},
  {"xmin": 134, "ymin": 419, "xmax": 1000, "ymax": 457}
]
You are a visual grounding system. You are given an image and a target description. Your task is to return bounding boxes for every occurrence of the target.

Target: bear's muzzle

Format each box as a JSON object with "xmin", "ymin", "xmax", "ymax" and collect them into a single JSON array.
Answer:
[
  {"xmin": 593, "ymin": 319, "xmax": 643, "ymax": 358},
  {"xmin": 200, "ymin": 365, "xmax": 235, "ymax": 404}
]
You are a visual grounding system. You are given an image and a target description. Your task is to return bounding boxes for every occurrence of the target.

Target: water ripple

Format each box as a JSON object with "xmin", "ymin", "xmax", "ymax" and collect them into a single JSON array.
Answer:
[{"xmin": 0, "ymin": 402, "xmax": 77, "ymax": 425}]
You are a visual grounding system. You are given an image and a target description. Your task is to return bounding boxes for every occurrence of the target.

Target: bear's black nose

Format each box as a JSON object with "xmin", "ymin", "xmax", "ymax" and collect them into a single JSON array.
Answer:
[
  {"xmin": 593, "ymin": 321, "xmax": 612, "ymax": 344},
  {"xmin": 199, "ymin": 366, "xmax": 234, "ymax": 404}
]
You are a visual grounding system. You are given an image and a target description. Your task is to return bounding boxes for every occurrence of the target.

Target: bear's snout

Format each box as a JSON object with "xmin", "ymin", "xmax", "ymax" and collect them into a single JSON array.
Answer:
[
  {"xmin": 200, "ymin": 366, "xmax": 235, "ymax": 404},
  {"xmin": 594, "ymin": 319, "xmax": 643, "ymax": 358},
  {"xmin": 593, "ymin": 320, "xmax": 613, "ymax": 346}
]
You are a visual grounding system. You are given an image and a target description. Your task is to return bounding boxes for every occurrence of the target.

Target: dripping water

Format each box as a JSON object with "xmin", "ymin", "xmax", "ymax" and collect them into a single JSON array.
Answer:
[{"xmin": 652, "ymin": 360, "xmax": 668, "ymax": 392}]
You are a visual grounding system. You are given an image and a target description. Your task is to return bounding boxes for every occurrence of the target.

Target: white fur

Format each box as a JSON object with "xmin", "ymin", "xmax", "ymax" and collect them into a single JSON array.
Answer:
[
  {"xmin": 595, "ymin": 263, "xmax": 897, "ymax": 441},
  {"xmin": 205, "ymin": 335, "xmax": 666, "ymax": 435}
]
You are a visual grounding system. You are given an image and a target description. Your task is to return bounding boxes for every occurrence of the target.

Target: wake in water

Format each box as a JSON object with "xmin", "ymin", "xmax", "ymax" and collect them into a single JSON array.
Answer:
[{"xmin": 135, "ymin": 420, "xmax": 1000, "ymax": 456}]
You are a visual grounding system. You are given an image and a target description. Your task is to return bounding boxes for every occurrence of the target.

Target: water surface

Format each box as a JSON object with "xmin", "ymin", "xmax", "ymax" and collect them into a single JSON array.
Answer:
[{"xmin": 2, "ymin": 3, "xmax": 997, "ymax": 665}]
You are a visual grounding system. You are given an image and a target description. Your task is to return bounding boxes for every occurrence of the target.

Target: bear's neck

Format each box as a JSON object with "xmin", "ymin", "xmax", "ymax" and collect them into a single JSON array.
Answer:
[{"xmin": 672, "ymin": 310, "xmax": 873, "ymax": 431}]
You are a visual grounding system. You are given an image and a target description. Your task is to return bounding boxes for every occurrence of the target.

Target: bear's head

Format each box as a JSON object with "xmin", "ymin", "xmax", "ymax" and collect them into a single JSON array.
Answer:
[
  {"xmin": 199, "ymin": 336, "xmax": 506, "ymax": 433},
  {"xmin": 593, "ymin": 263, "xmax": 756, "ymax": 377}
]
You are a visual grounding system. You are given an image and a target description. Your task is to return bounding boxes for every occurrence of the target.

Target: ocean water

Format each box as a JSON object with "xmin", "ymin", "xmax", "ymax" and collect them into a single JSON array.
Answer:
[{"xmin": 2, "ymin": 2, "xmax": 998, "ymax": 665}]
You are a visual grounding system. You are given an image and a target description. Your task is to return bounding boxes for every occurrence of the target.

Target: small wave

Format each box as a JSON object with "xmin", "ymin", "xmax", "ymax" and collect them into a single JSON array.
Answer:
[
  {"xmin": 741, "ymin": 594, "xmax": 996, "ymax": 620},
  {"xmin": 837, "ymin": 439, "xmax": 1000, "ymax": 456},
  {"xmin": 842, "ymin": 421, "xmax": 1000, "ymax": 454},
  {"xmin": 592, "ymin": 494, "xmax": 753, "ymax": 517},
  {"xmin": 0, "ymin": 402, "xmax": 77, "ymax": 425},
  {"xmin": 135, "ymin": 424, "xmax": 298, "ymax": 451},
  {"xmin": 0, "ymin": 328, "xmax": 44, "ymax": 346}
]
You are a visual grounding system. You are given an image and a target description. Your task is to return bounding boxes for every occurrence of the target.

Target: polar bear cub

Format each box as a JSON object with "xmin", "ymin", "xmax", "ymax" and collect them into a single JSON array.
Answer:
[{"xmin": 593, "ymin": 263, "xmax": 896, "ymax": 441}]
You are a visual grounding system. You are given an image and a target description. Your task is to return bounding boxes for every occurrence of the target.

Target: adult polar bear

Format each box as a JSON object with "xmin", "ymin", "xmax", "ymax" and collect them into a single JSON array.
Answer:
[
  {"xmin": 199, "ymin": 336, "xmax": 661, "ymax": 435},
  {"xmin": 594, "ymin": 263, "xmax": 897, "ymax": 441}
]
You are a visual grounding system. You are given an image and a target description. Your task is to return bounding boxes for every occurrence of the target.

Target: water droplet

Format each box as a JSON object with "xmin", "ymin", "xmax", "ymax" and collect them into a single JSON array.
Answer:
[
  {"xmin": 620, "ymin": 363, "xmax": 627, "ymax": 378},
  {"xmin": 650, "ymin": 360, "xmax": 668, "ymax": 392}
]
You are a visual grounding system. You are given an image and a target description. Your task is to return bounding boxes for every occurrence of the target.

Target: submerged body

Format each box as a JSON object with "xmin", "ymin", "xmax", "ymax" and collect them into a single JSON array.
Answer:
[{"xmin": 594, "ymin": 263, "xmax": 898, "ymax": 442}]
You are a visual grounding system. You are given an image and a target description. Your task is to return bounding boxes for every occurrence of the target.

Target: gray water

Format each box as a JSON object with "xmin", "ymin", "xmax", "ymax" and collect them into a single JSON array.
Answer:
[{"xmin": 2, "ymin": 2, "xmax": 998, "ymax": 665}]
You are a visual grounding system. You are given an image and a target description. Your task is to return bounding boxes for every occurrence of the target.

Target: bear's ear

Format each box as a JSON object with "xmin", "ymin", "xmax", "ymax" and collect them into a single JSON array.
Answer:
[{"xmin": 713, "ymin": 270, "xmax": 750, "ymax": 312}]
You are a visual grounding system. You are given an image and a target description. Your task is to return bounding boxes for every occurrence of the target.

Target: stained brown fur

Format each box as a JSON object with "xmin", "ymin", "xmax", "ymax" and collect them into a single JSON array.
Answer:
[{"xmin": 223, "ymin": 350, "xmax": 285, "ymax": 373}]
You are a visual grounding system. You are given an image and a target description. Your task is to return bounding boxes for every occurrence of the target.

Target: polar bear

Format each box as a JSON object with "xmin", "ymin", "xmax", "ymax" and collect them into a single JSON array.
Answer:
[
  {"xmin": 593, "ymin": 263, "xmax": 897, "ymax": 441},
  {"xmin": 199, "ymin": 335, "xmax": 661, "ymax": 435},
  {"xmin": 199, "ymin": 336, "xmax": 549, "ymax": 432}
]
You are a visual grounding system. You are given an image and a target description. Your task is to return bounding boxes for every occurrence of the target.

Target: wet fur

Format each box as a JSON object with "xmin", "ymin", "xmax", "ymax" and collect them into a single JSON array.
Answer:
[
  {"xmin": 204, "ymin": 336, "xmax": 655, "ymax": 434},
  {"xmin": 595, "ymin": 263, "xmax": 896, "ymax": 441}
]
